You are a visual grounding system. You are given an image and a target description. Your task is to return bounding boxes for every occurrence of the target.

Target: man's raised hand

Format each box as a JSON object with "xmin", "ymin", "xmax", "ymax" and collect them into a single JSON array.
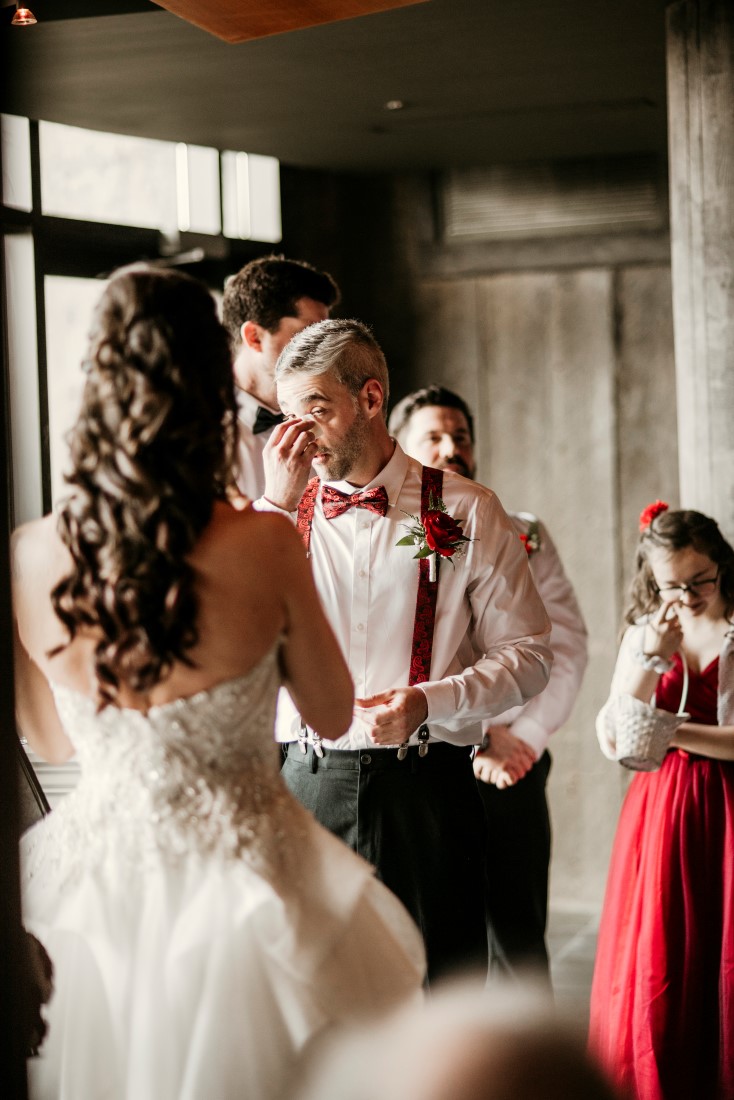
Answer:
[{"xmin": 262, "ymin": 417, "xmax": 318, "ymax": 511}]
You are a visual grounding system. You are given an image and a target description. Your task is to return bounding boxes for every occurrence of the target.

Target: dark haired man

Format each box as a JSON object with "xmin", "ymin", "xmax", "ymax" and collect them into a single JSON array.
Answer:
[
  {"xmin": 390, "ymin": 385, "xmax": 588, "ymax": 982},
  {"xmin": 263, "ymin": 322, "xmax": 552, "ymax": 983},
  {"xmin": 222, "ymin": 254, "xmax": 340, "ymax": 500}
]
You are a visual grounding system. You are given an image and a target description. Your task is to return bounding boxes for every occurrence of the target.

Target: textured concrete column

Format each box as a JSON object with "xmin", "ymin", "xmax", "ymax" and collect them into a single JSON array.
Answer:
[{"xmin": 666, "ymin": 0, "xmax": 734, "ymax": 537}]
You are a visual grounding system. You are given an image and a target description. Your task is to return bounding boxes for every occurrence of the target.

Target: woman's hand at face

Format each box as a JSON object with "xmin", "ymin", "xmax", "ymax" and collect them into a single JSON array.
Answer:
[{"xmin": 644, "ymin": 598, "xmax": 684, "ymax": 660}]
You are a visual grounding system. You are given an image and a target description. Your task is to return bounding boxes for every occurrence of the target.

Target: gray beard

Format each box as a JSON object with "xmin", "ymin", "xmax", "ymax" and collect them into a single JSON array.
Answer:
[{"xmin": 317, "ymin": 410, "xmax": 370, "ymax": 481}]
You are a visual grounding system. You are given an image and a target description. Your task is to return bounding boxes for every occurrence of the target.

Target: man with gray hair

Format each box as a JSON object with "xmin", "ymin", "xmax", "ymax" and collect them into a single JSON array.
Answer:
[{"xmin": 261, "ymin": 319, "xmax": 552, "ymax": 983}]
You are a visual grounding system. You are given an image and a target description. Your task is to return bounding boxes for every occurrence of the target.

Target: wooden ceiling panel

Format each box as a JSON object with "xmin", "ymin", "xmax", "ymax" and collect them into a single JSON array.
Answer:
[{"xmin": 152, "ymin": 0, "xmax": 428, "ymax": 44}]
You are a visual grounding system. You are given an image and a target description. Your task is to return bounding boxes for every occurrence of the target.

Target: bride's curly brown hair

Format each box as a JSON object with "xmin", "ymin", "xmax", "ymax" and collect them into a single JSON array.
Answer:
[{"xmin": 50, "ymin": 268, "xmax": 237, "ymax": 707}]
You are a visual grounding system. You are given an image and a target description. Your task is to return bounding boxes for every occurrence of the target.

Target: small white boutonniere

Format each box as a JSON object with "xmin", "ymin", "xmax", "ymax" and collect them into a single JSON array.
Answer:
[{"xmin": 519, "ymin": 517, "xmax": 541, "ymax": 557}]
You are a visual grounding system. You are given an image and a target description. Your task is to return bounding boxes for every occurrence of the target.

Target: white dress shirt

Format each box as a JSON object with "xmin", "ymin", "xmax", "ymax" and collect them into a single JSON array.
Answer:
[
  {"xmin": 485, "ymin": 513, "xmax": 588, "ymax": 759},
  {"xmin": 275, "ymin": 444, "xmax": 552, "ymax": 750},
  {"xmin": 234, "ymin": 389, "xmax": 276, "ymax": 501}
]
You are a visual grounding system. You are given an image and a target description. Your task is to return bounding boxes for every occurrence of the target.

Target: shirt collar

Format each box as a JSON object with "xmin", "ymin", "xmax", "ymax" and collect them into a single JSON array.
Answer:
[
  {"xmin": 236, "ymin": 388, "xmax": 281, "ymax": 430},
  {"xmin": 236, "ymin": 388, "xmax": 258, "ymax": 428}
]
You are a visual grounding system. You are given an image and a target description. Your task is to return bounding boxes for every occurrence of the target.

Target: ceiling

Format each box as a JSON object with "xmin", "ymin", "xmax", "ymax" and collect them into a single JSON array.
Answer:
[
  {"xmin": 151, "ymin": 0, "xmax": 429, "ymax": 45},
  {"xmin": 1, "ymin": 0, "xmax": 671, "ymax": 174}
]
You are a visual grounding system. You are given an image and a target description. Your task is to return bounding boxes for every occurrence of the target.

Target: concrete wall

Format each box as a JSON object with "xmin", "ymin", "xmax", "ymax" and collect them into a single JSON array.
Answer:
[
  {"xmin": 409, "ymin": 262, "xmax": 678, "ymax": 908},
  {"xmin": 395, "ymin": 177, "xmax": 679, "ymax": 909}
]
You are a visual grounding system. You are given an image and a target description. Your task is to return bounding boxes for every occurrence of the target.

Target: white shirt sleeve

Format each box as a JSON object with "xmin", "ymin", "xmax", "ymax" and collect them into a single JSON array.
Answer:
[
  {"xmin": 486, "ymin": 518, "xmax": 588, "ymax": 758},
  {"xmin": 417, "ymin": 493, "xmax": 553, "ymax": 744},
  {"xmin": 251, "ymin": 497, "xmax": 294, "ymax": 516},
  {"xmin": 595, "ymin": 624, "xmax": 645, "ymax": 759}
]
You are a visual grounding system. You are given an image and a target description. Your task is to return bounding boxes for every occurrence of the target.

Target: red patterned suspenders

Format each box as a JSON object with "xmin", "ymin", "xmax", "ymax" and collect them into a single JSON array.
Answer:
[
  {"xmin": 408, "ymin": 466, "xmax": 443, "ymax": 685},
  {"xmin": 400, "ymin": 465, "xmax": 443, "ymax": 757},
  {"xmin": 295, "ymin": 467, "xmax": 443, "ymax": 758},
  {"xmin": 295, "ymin": 477, "xmax": 320, "ymax": 557}
]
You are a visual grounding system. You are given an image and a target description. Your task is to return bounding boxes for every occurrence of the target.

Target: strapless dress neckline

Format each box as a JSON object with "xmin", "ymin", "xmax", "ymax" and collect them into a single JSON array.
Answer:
[{"xmin": 48, "ymin": 638, "xmax": 281, "ymax": 717}]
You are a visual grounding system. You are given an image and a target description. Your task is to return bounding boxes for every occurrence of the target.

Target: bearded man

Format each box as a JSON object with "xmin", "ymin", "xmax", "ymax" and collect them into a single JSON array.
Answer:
[{"xmin": 261, "ymin": 321, "xmax": 552, "ymax": 983}]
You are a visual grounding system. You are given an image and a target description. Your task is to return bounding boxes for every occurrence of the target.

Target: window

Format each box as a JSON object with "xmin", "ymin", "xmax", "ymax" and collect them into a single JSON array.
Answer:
[
  {"xmin": 37, "ymin": 120, "xmax": 281, "ymax": 241},
  {"xmin": 222, "ymin": 151, "xmax": 281, "ymax": 242},
  {"xmin": 1, "ymin": 113, "xmax": 32, "ymax": 212},
  {"xmin": 45, "ymin": 275, "xmax": 108, "ymax": 506},
  {"xmin": 176, "ymin": 143, "xmax": 221, "ymax": 235},
  {"xmin": 4, "ymin": 232, "xmax": 42, "ymax": 524},
  {"xmin": 40, "ymin": 122, "xmax": 179, "ymax": 231}
]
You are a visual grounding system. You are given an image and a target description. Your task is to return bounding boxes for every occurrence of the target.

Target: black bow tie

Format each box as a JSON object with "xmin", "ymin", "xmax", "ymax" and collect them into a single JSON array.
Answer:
[{"xmin": 252, "ymin": 405, "xmax": 285, "ymax": 435}]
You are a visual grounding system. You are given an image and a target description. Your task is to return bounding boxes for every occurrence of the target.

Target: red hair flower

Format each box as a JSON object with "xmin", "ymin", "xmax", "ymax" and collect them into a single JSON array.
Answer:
[{"xmin": 639, "ymin": 500, "xmax": 669, "ymax": 532}]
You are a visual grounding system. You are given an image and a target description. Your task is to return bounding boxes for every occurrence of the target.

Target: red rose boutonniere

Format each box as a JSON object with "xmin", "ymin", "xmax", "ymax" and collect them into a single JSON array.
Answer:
[{"xmin": 396, "ymin": 492, "xmax": 473, "ymax": 581}]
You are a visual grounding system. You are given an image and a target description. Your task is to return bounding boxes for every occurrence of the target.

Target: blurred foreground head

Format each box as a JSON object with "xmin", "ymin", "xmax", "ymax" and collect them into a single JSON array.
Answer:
[{"xmin": 291, "ymin": 980, "xmax": 620, "ymax": 1100}]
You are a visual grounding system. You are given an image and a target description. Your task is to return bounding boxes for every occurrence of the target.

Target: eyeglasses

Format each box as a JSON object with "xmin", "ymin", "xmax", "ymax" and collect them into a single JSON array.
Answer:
[{"xmin": 654, "ymin": 571, "xmax": 719, "ymax": 598}]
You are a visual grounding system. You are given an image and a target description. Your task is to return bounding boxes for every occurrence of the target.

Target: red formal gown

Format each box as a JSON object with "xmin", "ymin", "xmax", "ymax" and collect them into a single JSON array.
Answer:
[{"xmin": 589, "ymin": 656, "xmax": 734, "ymax": 1100}]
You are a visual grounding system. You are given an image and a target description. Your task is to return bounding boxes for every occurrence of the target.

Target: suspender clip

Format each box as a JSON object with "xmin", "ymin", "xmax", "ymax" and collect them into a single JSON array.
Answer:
[{"xmin": 417, "ymin": 724, "xmax": 430, "ymax": 757}]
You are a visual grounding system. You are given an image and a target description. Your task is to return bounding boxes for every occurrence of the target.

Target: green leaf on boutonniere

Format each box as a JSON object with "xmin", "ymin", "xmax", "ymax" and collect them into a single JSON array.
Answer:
[
  {"xmin": 414, "ymin": 546, "xmax": 433, "ymax": 558},
  {"xmin": 427, "ymin": 491, "xmax": 448, "ymax": 514},
  {"xmin": 395, "ymin": 535, "xmax": 417, "ymax": 547}
]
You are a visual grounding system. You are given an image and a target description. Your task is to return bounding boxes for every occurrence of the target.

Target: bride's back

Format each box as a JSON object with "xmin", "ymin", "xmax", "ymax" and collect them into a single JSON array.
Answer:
[
  {"xmin": 13, "ymin": 269, "xmax": 350, "ymax": 726},
  {"xmin": 17, "ymin": 500, "xmax": 296, "ymax": 709}
]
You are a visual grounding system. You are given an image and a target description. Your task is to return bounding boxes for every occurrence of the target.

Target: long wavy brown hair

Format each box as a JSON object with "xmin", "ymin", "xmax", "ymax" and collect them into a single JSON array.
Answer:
[
  {"xmin": 50, "ymin": 268, "xmax": 237, "ymax": 707},
  {"xmin": 625, "ymin": 508, "xmax": 734, "ymax": 626}
]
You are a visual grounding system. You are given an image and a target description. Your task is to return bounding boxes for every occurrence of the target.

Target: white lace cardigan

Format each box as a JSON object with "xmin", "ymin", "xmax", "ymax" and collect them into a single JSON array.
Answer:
[{"xmin": 596, "ymin": 623, "xmax": 734, "ymax": 760}]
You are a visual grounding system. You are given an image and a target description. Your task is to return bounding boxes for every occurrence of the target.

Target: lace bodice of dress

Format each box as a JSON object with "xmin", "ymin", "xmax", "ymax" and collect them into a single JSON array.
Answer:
[{"xmin": 23, "ymin": 645, "xmax": 299, "ymax": 890}]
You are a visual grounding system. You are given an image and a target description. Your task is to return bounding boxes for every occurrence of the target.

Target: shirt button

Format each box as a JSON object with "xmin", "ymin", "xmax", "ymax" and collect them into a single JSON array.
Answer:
[
  {"xmin": 360, "ymin": 753, "xmax": 372, "ymax": 766},
  {"xmin": 358, "ymin": 568, "xmax": 367, "ymax": 578},
  {"xmin": 356, "ymin": 623, "xmax": 365, "ymax": 632}
]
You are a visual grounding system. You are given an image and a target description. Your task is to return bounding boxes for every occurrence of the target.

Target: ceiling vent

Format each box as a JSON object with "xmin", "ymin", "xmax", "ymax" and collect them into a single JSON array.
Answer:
[{"xmin": 441, "ymin": 158, "xmax": 666, "ymax": 242}]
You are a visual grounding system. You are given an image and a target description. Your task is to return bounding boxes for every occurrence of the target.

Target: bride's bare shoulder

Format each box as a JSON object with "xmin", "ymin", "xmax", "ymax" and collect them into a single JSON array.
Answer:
[
  {"xmin": 211, "ymin": 502, "xmax": 301, "ymax": 551},
  {"xmin": 197, "ymin": 504, "xmax": 305, "ymax": 584}
]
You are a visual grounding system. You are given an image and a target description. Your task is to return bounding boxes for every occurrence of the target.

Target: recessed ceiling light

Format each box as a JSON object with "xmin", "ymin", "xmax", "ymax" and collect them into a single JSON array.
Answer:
[
  {"xmin": 11, "ymin": 5, "xmax": 37, "ymax": 25},
  {"xmin": 385, "ymin": 100, "xmax": 405, "ymax": 111}
]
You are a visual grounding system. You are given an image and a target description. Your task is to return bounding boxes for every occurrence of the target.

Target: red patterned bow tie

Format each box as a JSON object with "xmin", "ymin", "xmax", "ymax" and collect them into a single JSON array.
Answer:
[{"xmin": 321, "ymin": 484, "xmax": 389, "ymax": 520}]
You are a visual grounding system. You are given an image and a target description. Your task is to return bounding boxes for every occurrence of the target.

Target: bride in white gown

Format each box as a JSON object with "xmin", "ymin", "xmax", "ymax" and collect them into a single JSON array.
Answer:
[{"xmin": 12, "ymin": 269, "xmax": 425, "ymax": 1100}]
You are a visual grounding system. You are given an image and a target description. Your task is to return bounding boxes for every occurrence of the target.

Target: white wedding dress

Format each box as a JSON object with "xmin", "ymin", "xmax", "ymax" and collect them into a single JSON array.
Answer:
[{"xmin": 21, "ymin": 644, "xmax": 425, "ymax": 1100}]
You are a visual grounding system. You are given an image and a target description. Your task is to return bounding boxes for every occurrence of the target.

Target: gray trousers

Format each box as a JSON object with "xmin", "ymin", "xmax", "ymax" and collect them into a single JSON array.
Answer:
[{"xmin": 282, "ymin": 740, "xmax": 488, "ymax": 985}]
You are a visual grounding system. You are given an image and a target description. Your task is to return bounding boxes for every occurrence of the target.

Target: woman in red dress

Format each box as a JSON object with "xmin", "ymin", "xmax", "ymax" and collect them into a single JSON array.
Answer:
[{"xmin": 590, "ymin": 504, "xmax": 734, "ymax": 1100}]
